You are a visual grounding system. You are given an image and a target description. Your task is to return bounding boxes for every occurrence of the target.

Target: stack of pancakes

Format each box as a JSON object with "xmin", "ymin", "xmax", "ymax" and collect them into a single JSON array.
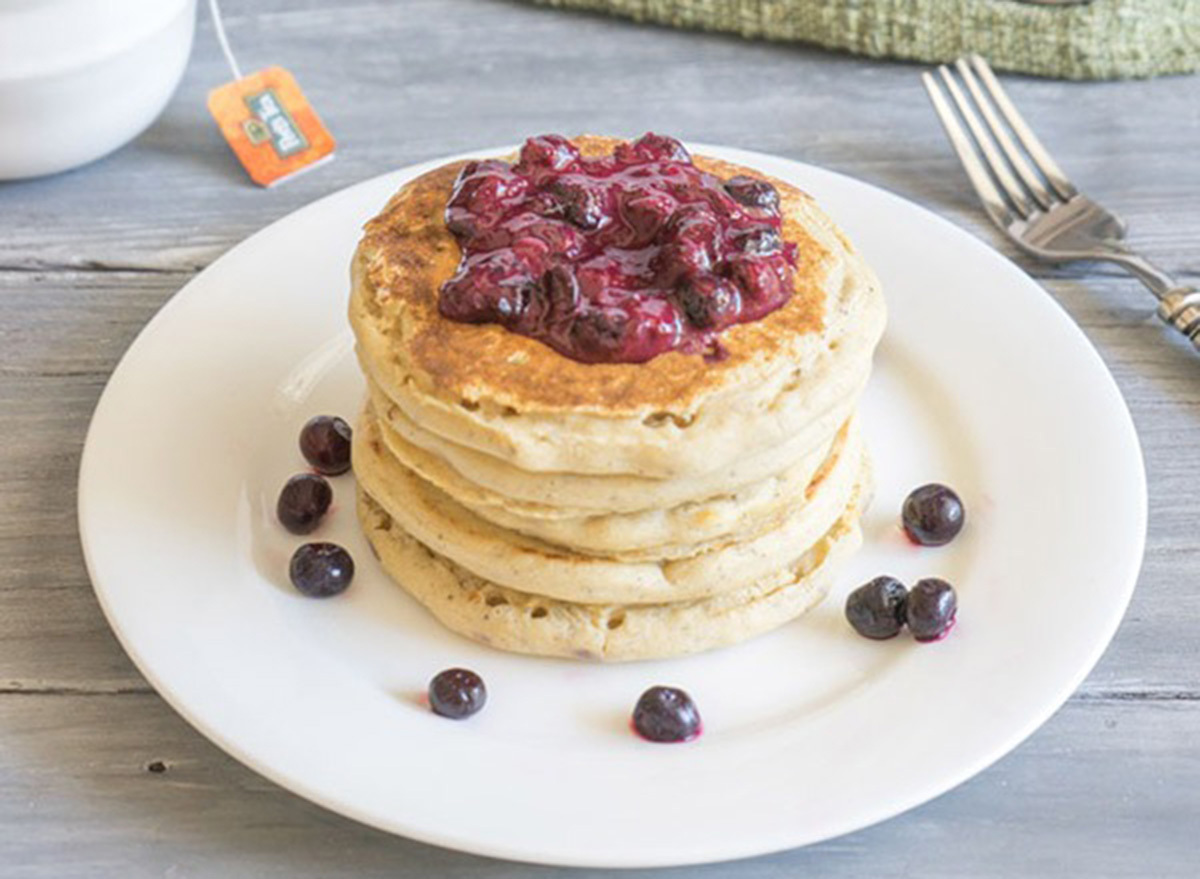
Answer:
[{"xmin": 349, "ymin": 136, "xmax": 885, "ymax": 661}]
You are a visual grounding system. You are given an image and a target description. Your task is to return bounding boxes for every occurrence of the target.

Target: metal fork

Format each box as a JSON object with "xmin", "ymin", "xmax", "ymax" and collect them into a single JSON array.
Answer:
[{"xmin": 923, "ymin": 55, "xmax": 1200, "ymax": 352}]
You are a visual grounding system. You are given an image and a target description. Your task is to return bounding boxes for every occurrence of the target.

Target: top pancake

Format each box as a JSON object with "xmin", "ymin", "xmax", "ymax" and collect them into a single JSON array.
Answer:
[{"xmin": 351, "ymin": 135, "xmax": 877, "ymax": 419}]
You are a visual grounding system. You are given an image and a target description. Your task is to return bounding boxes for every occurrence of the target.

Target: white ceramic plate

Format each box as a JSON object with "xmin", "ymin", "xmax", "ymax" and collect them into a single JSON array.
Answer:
[{"xmin": 79, "ymin": 145, "xmax": 1146, "ymax": 868}]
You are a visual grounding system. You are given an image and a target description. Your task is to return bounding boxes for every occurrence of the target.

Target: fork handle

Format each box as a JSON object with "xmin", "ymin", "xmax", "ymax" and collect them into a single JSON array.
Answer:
[
  {"xmin": 1112, "ymin": 252, "xmax": 1200, "ymax": 351},
  {"xmin": 1157, "ymin": 288, "xmax": 1200, "ymax": 351}
]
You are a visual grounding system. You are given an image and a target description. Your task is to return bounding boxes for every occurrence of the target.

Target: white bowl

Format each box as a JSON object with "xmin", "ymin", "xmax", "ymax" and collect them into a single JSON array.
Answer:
[{"xmin": 0, "ymin": 0, "xmax": 196, "ymax": 180}]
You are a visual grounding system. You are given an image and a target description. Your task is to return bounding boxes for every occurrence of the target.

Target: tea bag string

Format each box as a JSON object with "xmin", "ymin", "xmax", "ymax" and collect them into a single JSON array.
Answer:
[{"xmin": 207, "ymin": 0, "xmax": 244, "ymax": 81}]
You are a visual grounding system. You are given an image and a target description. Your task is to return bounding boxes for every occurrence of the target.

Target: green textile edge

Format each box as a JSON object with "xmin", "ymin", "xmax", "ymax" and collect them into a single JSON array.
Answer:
[{"xmin": 528, "ymin": 0, "xmax": 1200, "ymax": 79}]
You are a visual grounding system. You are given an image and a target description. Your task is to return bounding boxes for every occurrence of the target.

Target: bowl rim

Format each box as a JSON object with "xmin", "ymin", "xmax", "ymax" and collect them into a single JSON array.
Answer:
[{"xmin": 0, "ymin": 0, "xmax": 195, "ymax": 83}]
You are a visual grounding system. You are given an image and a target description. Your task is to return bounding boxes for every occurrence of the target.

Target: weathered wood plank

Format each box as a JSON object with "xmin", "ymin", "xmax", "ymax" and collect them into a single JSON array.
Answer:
[
  {"xmin": 1, "ymin": 693, "xmax": 1196, "ymax": 877},
  {"xmin": 0, "ymin": 273, "xmax": 177, "ymax": 692},
  {"xmin": 0, "ymin": 1, "xmax": 1195, "ymax": 279},
  {"xmin": 1, "ymin": 0, "xmax": 1198, "ymax": 874}
]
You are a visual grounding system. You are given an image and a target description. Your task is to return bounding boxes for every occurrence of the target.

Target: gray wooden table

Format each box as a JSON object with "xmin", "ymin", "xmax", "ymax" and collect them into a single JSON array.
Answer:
[{"xmin": 3, "ymin": 2, "xmax": 1198, "ymax": 875}]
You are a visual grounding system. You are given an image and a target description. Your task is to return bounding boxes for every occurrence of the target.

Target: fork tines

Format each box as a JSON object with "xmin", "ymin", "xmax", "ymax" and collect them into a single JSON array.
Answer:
[
  {"xmin": 922, "ymin": 56, "xmax": 1078, "ymax": 228},
  {"xmin": 925, "ymin": 55, "xmax": 1200, "ymax": 352}
]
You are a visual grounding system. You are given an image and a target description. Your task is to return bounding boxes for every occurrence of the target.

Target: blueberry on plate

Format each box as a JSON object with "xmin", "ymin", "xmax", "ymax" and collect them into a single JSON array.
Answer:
[
  {"xmin": 845, "ymin": 576, "xmax": 908, "ymax": 640},
  {"xmin": 288, "ymin": 542, "xmax": 354, "ymax": 598},
  {"xmin": 902, "ymin": 483, "xmax": 965, "ymax": 546},
  {"xmin": 428, "ymin": 668, "xmax": 488, "ymax": 719},
  {"xmin": 632, "ymin": 686, "xmax": 702, "ymax": 743},
  {"xmin": 276, "ymin": 473, "xmax": 332, "ymax": 535},
  {"xmin": 299, "ymin": 415, "xmax": 352, "ymax": 476},
  {"xmin": 906, "ymin": 578, "xmax": 958, "ymax": 642}
]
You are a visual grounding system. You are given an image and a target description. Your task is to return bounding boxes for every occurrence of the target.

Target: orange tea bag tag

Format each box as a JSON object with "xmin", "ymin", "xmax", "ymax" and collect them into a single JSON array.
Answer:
[
  {"xmin": 203, "ymin": 0, "xmax": 334, "ymax": 187},
  {"xmin": 207, "ymin": 67, "xmax": 335, "ymax": 187}
]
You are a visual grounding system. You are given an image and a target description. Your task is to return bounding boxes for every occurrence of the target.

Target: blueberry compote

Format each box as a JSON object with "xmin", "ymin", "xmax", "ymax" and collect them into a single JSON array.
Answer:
[{"xmin": 439, "ymin": 133, "xmax": 799, "ymax": 364}]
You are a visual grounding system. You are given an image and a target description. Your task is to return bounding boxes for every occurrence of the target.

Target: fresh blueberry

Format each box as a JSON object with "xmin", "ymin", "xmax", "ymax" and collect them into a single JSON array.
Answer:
[
  {"xmin": 633, "ymin": 686, "xmax": 702, "ymax": 743},
  {"xmin": 288, "ymin": 542, "xmax": 354, "ymax": 598},
  {"xmin": 724, "ymin": 176, "xmax": 780, "ymax": 211},
  {"xmin": 845, "ymin": 576, "xmax": 909, "ymax": 640},
  {"xmin": 906, "ymin": 578, "xmax": 958, "ymax": 641},
  {"xmin": 299, "ymin": 415, "xmax": 352, "ymax": 476},
  {"xmin": 276, "ymin": 473, "xmax": 333, "ymax": 535},
  {"xmin": 902, "ymin": 483, "xmax": 965, "ymax": 546},
  {"xmin": 428, "ymin": 668, "xmax": 487, "ymax": 719}
]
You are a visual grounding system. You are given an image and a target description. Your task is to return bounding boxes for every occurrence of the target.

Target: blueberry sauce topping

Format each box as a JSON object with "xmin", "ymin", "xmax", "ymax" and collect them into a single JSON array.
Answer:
[
  {"xmin": 632, "ymin": 685, "xmax": 702, "ymax": 743},
  {"xmin": 439, "ymin": 133, "xmax": 799, "ymax": 364},
  {"xmin": 428, "ymin": 668, "xmax": 488, "ymax": 719}
]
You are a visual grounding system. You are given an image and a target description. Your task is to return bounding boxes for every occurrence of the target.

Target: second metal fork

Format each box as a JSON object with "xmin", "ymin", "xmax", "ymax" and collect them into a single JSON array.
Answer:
[{"xmin": 923, "ymin": 55, "xmax": 1200, "ymax": 352}]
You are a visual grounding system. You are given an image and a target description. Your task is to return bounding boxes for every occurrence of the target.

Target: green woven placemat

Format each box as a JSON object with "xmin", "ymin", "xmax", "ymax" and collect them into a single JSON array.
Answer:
[{"xmin": 528, "ymin": 0, "xmax": 1200, "ymax": 79}]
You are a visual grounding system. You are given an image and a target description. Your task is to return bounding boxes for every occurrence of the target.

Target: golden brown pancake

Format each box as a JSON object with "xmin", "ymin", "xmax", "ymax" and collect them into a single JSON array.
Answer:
[{"xmin": 351, "ymin": 134, "xmax": 872, "ymax": 416}]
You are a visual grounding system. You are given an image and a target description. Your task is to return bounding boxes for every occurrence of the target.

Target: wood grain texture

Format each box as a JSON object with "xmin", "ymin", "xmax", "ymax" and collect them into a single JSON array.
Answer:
[
  {"xmin": 0, "ymin": 0, "xmax": 1197, "ymax": 875},
  {"xmin": 2, "ymin": 694, "xmax": 1198, "ymax": 878}
]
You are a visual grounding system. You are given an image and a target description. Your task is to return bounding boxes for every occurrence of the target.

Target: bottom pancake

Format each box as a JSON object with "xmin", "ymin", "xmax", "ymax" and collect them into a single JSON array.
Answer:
[{"xmin": 356, "ymin": 465, "xmax": 870, "ymax": 662}]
